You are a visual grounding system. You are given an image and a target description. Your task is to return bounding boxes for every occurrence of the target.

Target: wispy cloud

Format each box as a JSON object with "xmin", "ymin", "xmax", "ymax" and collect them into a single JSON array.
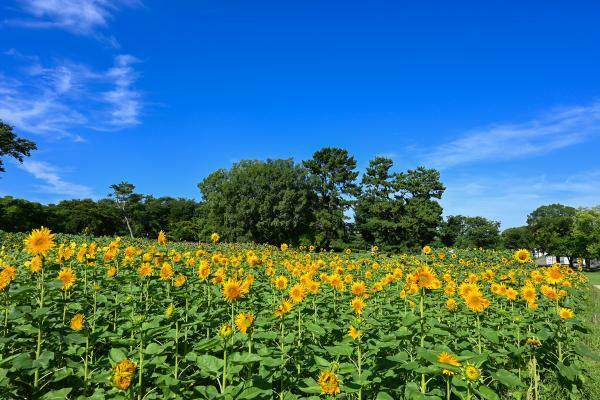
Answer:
[
  {"xmin": 5, "ymin": 0, "xmax": 139, "ymax": 44},
  {"xmin": 19, "ymin": 159, "xmax": 95, "ymax": 198},
  {"xmin": 426, "ymin": 103, "xmax": 600, "ymax": 169},
  {"xmin": 441, "ymin": 171, "xmax": 600, "ymax": 228},
  {"xmin": 0, "ymin": 51, "xmax": 142, "ymax": 139}
]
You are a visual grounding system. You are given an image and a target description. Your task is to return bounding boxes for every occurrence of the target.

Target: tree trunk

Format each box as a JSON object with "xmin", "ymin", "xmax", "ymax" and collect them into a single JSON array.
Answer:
[{"xmin": 124, "ymin": 216, "xmax": 134, "ymax": 239}]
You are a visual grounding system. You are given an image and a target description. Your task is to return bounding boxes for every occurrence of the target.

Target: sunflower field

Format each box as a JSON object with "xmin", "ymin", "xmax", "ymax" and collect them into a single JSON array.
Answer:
[{"xmin": 0, "ymin": 228, "xmax": 597, "ymax": 400}]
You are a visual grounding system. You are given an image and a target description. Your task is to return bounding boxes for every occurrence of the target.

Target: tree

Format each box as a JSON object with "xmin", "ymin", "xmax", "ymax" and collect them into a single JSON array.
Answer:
[
  {"xmin": 355, "ymin": 157, "xmax": 404, "ymax": 250},
  {"xmin": 527, "ymin": 204, "xmax": 577, "ymax": 265},
  {"xmin": 303, "ymin": 148, "xmax": 359, "ymax": 248},
  {"xmin": 196, "ymin": 159, "xmax": 315, "ymax": 244},
  {"xmin": 573, "ymin": 206, "xmax": 600, "ymax": 269},
  {"xmin": 501, "ymin": 226, "xmax": 534, "ymax": 250},
  {"xmin": 0, "ymin": 120, "xmax": 37, "ymax": 173},
  {"xmin": 439, "ymin": 215, "xmax": 501, "ymax": 248},
  {"xmin": 0, "ymin": 196, "xmax": 47, "ymax": 232},
  {"xmin": 395, "ymin": 167, "xmax": 445, "ymax": 250},
  {"xmin": 108, "ymin": 182, "xmax": 142, "ymax": 239}
]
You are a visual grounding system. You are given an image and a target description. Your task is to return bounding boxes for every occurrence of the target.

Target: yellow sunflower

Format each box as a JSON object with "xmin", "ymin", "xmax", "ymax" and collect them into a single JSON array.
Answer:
[
  {"xmin": 24, "ymin": 227, "xmax": 55, "ymax": 256},
  {"xmin": 318, "ymin": 370, "xmax": 341, "ymax": 395}
]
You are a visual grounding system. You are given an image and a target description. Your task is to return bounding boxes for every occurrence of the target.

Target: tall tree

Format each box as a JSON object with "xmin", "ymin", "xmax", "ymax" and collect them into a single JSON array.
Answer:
[
  {"xmin": 355, "ymin": 157, "xmax": 404, "ymax": 249},
  {"xmin": 501, "ymin": 226, "xmax": 534, "ymax": 250},
  {"xmin": 303, "ymin": 148, "xmax": 359, "ymax": 248},
  {"xmin": 438, "ymin": 215, "xmax": 501, "ymax": 248},
  {"xmin": 108, "ymin": 182, "xmax": 142, "ymax": 239},
  {"xmin": 0, "ymin": 120, "xmax": 37, "ymax": 173},
  {"xmin": 395, "ymin": 167, "xmax": 445, "ymax": 250},
  {"xmin": 572, "ymin": 206, "xmax": 600, "ymax": 269},
  {"xmin": 196, "ymin": 159, "xmax": 315, "ymax": 244},
  {"xmin": 527, "ymin": 204, "xmax": 577, "ymax": 264}
]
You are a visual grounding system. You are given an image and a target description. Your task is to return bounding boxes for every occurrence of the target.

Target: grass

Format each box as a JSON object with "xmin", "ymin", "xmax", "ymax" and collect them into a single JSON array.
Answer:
[
  {"xmin": 583, "ymin": 270, "xmax": 600, "ymax": 286},
  {"xmin": 580, "ymin": 282, "xmax": 600, "ymax": 399}
]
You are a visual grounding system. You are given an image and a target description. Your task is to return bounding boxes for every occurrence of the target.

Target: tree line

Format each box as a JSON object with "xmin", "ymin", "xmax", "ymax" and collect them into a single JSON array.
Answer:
[{"xmin": 2, "ymin": 120, "xmax": 600, "ymax": 258}]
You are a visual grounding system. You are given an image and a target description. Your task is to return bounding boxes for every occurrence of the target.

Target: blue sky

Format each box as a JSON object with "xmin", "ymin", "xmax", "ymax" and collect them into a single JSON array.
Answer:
[{"xmin": 1, "ymin": 0, "xmax": 600, "ymax": 228}]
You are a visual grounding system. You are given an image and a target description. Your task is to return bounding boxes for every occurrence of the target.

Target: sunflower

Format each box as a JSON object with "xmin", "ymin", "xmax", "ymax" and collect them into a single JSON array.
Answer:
[
  {"xmin": 157, "ymin": 230, "xmax": 167, "ymax": 245},
  {"xmin": 174, "ymin": 274, "xmax": 186, "ymax": 287},
  {"xmin": 24, "ymin": 227, "xmax": 55, "ymax": 256},
  {"xmin": 275, "ymin": 299, "xmax": 293, "ymax": 318},
  {"xmin": 521, "ymin": 285, "xmax": 537, "ymax": 303},
  {"xmin": 107, "ymin": 266, "xmax": 117, "ymax": 278},
  {"xmin": 413, "ymin": 266, "xmax": 441, "ymax": 289},
  {"xmin": 222, "ymin": 278, "xmax": 248, "ymax": 302},
  {"xmin": 422, "ymin": 245, "xmax": 432, "ymax": 255},
  {"xmin": 274, "ymin": 276, "xmax": 288, "ymax": 291},
  {"xmin": 289, "ymin": 283, "xmax": 306, "ymax": 303},
  {"xmin": 235, "ymin": 312, "xmax": 255, "ymax": 333},
  {"xmin": 348, "ymin": 325, "xmax": 362, "ymax": 340},
  {"xmin": 219, "ymin": 323, "xmax": 233, "ymax": 339},
  {"xmin": 70, "ymin": 313, "xmax": 85, "ymax": 331},
  {"xmin": 30, "ymin": 256, "xmax": 43, "ymax": 273},
  {"xmin": 280, "ymin": 243, "xmax": 288, "ymax": 251},
  {"xmin": 165, "ymin": 304, "xmax": 174, "ymax": 317},
  {"xmin": 351, "ymin": 281, "xmax": 367, "ymax": 297},
  {"xmin": 514, "ymin": 249, "xmax": 531, "ymax": 263},
  {"xmin": 58, "ymin": 267, "xmax": 76, "ymax": 291},
  {"xmin": 437, "ymin": 352, "xmax": 461, "ymax": 367},
  {"xmin": 210, "ymin": 232, "xmax": 220, "ymax": 243},
  {"xmin": 197, "ymin": 261, "xmax": 211, "ymax": 281},
  {"xmin": 545, "ymin": 266, "xmax": 563, "ymax": 285},
  {"xmin": 318, "ymin": 370, "xmax": 341, "ymax": 395},
  {"xmin": 464, "ymin": 292, "xmax": 490, "ymax": 313},
  {"xmin": 160, "ymin": 263, "xmax": 174, "ymax": 281},
  {"xmin": 113, "ymin": 359, "xmax": 136, "ymax": 390},
  {"xmin": 446, "ymin": 298, "xmax": 458, "ymax": 311},
  {"xmin": 351, "ymin": 297, "xmax": 366, "ymax": 315},
  {"xmin": 558, "ymin": 307, "xmax": 574, "ymax": 319},
  {"xmin": 137, "ymin": 263, "xmax": 152, "ymax": 278},
  {"xmin": 505, "ymin": 287, "xmax": 518, "ymax": 301},
  {"xmin": 463, "ymin": 364, "xmax": 481, "ymax": 382}
]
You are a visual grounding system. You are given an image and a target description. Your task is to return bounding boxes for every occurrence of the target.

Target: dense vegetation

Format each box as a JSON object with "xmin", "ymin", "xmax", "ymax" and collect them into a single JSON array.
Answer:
[
  {"xmin": 0, "ymin": 229, "xmax": 598, "ymax": 399},
  {"xmin": 3, "ymin": 147, "xmax": 600, "ymax": 262}
]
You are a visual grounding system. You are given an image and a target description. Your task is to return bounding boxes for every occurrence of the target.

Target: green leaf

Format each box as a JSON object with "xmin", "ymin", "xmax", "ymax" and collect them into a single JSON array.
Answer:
[
  {"xmin": 325, "ymin": 344, "xmax": 353, "ymax": 357},
  {"xmin": 490, "ymin": 369, "xmax": 523, "ymax": 387},
  {"xmin": 305, "ymin": 323, "xmax": 326, "ymax": 335},
  {"xmin": 477, "ymin": 385, "xmax": 500, "ymax": 400},
  {"xmin": 32, "ymin": 351, "xmax": 54, "ymax": 369},
  {"xmin": 144, "ymin": 342, "xmax": 164, "ymax": 355},
  {"xmin": 196, "ymin": 354, "xmax": 224, "ymax": 376},
  {"xmin": 376, "ymin": 392, "xmax": 395, "ymax": 400},
  {"xmin": 237, "ymin": 386, "xmax": 269, "ymax": 399},
  {"xmin": 109, "ymin": 348, "xmax": 126, "ymax": 363},
  {"xmin": 41, "ymin": 388, "xmax": 72, "ymax": 399},
  {"xmin": 300, "ymin": 378, "xmax": 322, "ymax": 394},
  {"xmin": 573, "ymin": 343, "xmax": 600, "ymax": 361}
]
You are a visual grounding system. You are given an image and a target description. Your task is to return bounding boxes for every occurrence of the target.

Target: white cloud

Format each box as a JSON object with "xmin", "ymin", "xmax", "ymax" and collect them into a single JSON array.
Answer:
[
  {"xmin": 19, "ymin": 159, "xmax": 95, "ymax": 198},
  {"xmin": 6, "ymin": 0, "xmax": 138, "ymax": 42},
  {"xmin": 441, "ymin": 171, "xmax": 600, "ymax": 228},
  {"xmin": 426, "ymin": 103, "xmax": 600, "ymax": 169},
  {"xmin": 0, "ymin": 52, "xmax": 142, "ymax": 139}
]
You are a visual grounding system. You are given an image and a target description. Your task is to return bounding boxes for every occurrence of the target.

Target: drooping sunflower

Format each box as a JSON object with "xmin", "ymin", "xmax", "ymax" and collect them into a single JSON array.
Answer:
[
  {"xmin": 275, "ymin": 299, "xmax": 293, "ymax": 318},
  {"xmin": 351, "ymin": 297, "xmax": 366, "ymax": 315},
  {"xmin": 437, "ymin": 352, "xmax": 461, "ymax": 367},
  {"xmin": 348, "ymin": 325, "xmax": 362, "ymax": 340},
  {"xmin": 113, "ymin": 359, "xmax": 136, "ymax": 390},
  {"xmin": 70, "ymin": 313, "xmax": 85, "ymax": 331},
  {"xmin": 24, "ymin": 227, "xmax": 55, "ymax": 256},
  {"xmin": 235, "ymin": 312, "xmax": 255, "ymax": 333},
  {"xmin": 514, "ymin": 249, "xmax": 531, "ymax": 263},
  {"xmin": 58, "ymin": 267, "xmax": 76, "ymax": 291},
  {"xmin": 464, "ymin": 291, "xmax": 490, "ymax": 313},
  {"xmin": 318, "ymin": 370, "xmax": 341, "ymax": 395},
  {"xmin": 157, "ymin": 230, "xmax": 167, "ymax": 245},
  {"xmin": 174, "ymin": 273, "xmax": 186, "ymax": 287},
  {"xmin": 222, "ymin": 278, "xmax": 248, "ymax": 302}
]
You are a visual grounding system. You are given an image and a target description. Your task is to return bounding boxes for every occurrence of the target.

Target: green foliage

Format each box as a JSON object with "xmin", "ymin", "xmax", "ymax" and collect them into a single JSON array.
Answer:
[
  {"xmin": 439, "ymin": 215, "xmax": 501, "ymax": 249},
  {"xmin": 501, "ymin": 226, "xmax": 534, "ymax": 250},
  {"xmin": 196, "ymin": 159, "xmax": 315, "ymax": 244},
  {"xmin": 0, "ymin": 119, "xmax": 37, "ymax": 173},
  {"xmin": 527, "ymin": 204, "xmax": 577, "ymax": 259}
]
